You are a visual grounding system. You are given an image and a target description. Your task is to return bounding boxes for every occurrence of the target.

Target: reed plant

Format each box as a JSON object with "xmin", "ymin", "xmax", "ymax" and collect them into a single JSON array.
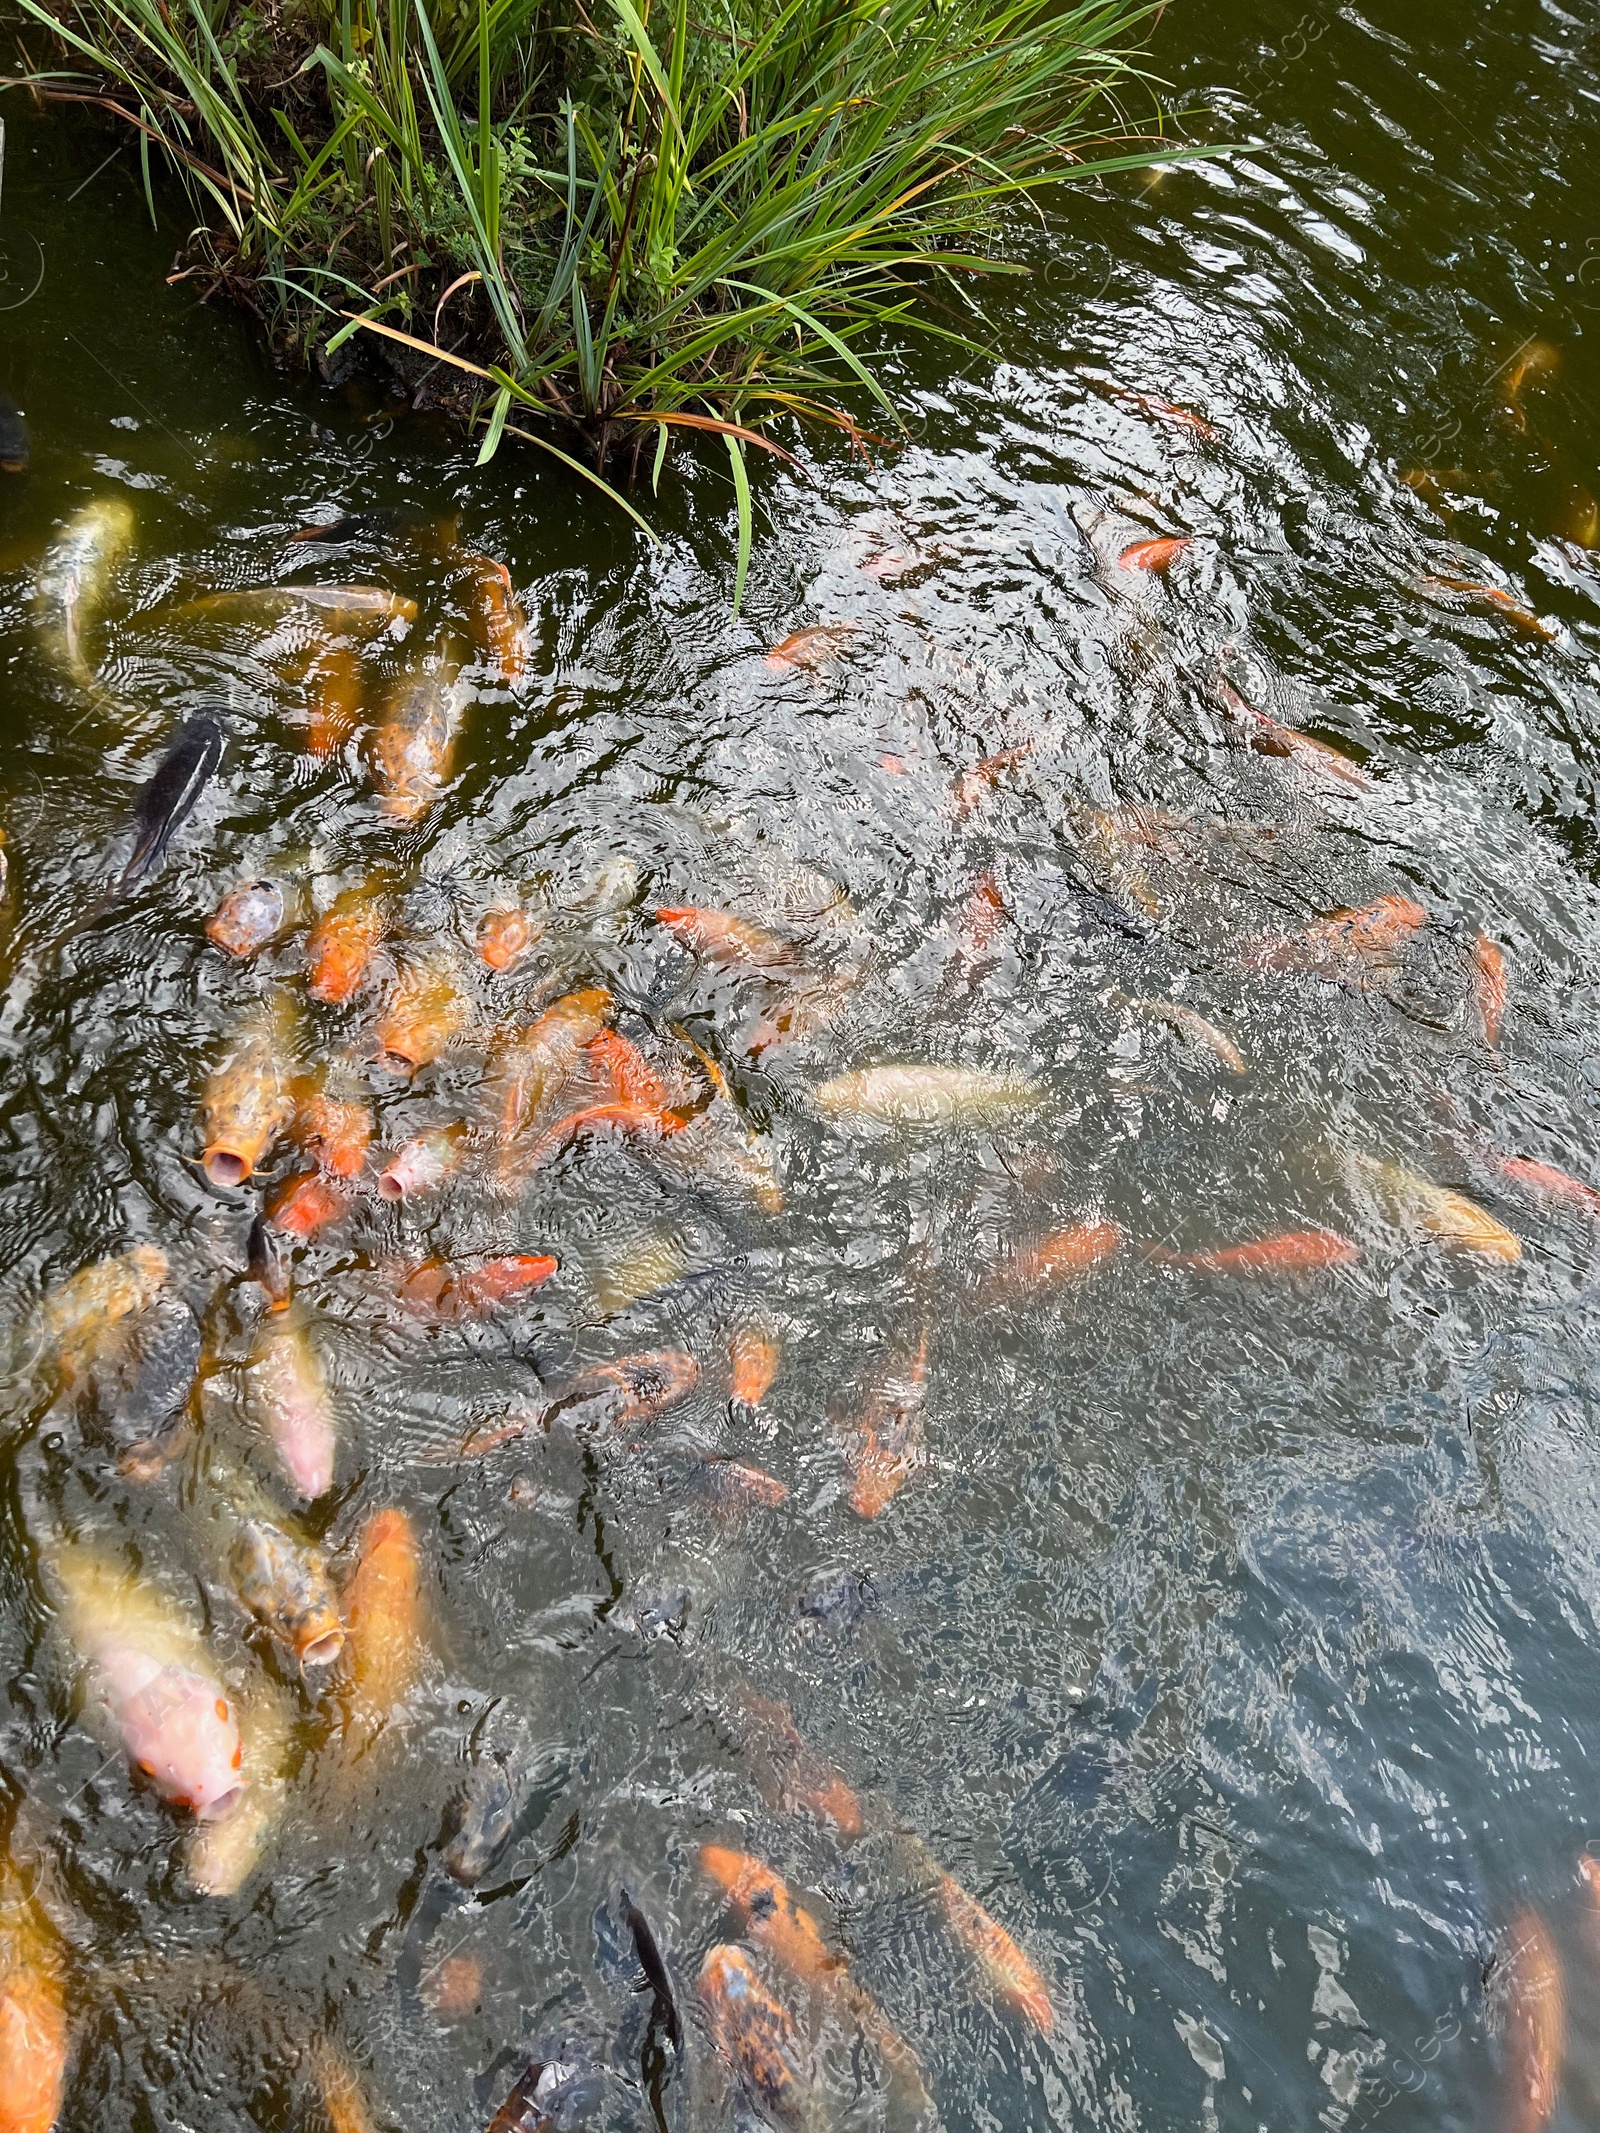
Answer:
[{"xmin": 12, "ymin": 0, "xmax": 1192, "ymax": 566}]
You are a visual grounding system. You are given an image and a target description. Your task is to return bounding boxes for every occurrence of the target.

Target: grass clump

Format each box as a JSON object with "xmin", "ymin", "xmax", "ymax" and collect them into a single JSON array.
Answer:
[{"xmin": 11, "ymin": 0, "xmax": 1192, "ymax": 537}]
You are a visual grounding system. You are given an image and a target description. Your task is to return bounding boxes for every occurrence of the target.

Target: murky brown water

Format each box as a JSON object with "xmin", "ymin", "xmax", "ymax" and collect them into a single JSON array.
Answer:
[{"xmin": 4, "ymin": 1, "xmax": 1600, "ymax": 2126}]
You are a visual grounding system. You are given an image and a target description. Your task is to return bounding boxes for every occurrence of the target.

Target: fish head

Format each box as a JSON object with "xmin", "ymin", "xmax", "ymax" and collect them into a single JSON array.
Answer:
[{"xmin": 118, "ymin": 1661, "xmax": 246, "ymax": 1818}]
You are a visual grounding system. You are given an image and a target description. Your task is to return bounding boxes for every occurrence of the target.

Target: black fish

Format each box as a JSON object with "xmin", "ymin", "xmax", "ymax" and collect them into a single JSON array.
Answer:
[
  {"xmin": 441, "ymin": 1751, "xmax": 515, "ymax": 1886},
  {"xmin": 620, "ymin": 1887, "xmax": 683, "ymax": 2052},
  {"xmin": 112, "ymin": 715, "xmax": 223, "ymax": 896},
  {"xmin": 90, "ymin": 1293, "xmax": 202, "ymax": 1479},
  {"xmin": 793, "ymin": 1567, "xmax": 877, "ymax": 1639},
  {"xmin": 289, "ymin": 506, "xmax": 457, "ymax": 551},
  {"xmin": 0, "ymin": 398, "xmax": 28, "ymax": 474},
  {"xmin": 246, "ymin": 1215, "xmax": 290, "ymax": 1312}
]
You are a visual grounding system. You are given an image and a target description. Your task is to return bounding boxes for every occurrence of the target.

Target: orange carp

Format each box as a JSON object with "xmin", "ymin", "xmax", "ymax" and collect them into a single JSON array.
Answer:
[
  {"xmin": 341, "ymin": 1507, "xmax": 425, "ymax": 1726},
  {"xmin": 1471, "ymin": 932, "xmax": 1508, "ymax": 1046},
  {"xmin": 460, "ymin": 554, "xmax": 527, "ymax": 682},
  {"xmin": 1119, "ymin": 536, "xmax": 1190, "ymax": 573},
  {"xmin": 1502, "ymin": 337, "xmax": 1561, "ymax": 429},
  {"xmin": 0, "ymin": 1855, "xmax": 67, "ymax": 2133},
  {"xmin": 52, "ymin": 1546, "xmax": 246, "ymax": 1820},
  {"xmin": 655, "ymin": 906, "xmax": 798, "ymax": 973},
  {"xmin": 698, "ymin": 1944, "xmax": 805, "ymax": 2125},
  {"xmin": 1164, "ymin": 1227, "xmax": 1360, "ymax": 1274},
  {"xmin": 1488, "ymin": 1153, "xmax": 1600, "ymax": 1218},
  {"xmin": 729, "ymin": 1319, "xmax": 782, "ymax": 1408},
  {"xmin": 1133, "ymin": 996, "xmax": 1246, "ymax": 1073},
  {"xmin": 950, "ymin": 743, "xmax": 1035, "ymax": 818},
  {"xmin": 1252, "ymin": 894, "xmax": 1427, "ymax": 979},
  {"xmin": 844, "ymin": 1332, "xmax": 930, "ymax": 1520},
  {"xmin": 729, "ymin": 1686, "xmax": 865, "ymax": 1842},
  {"xmin": 267, "ymin": 1170, "xmax": 351, "ymax": 1240},
  {"xmin": 1501, "ymin": 1906, "xmax": 1563, "ymax": 2133},
  {"xmin": 974, "ymin": 1219, "xmax": 1123, "ymax": 1308},
  {"xmin": 554, "ymin": 1350, "xmax": 699, "ymax": 1432},
  {"xmin": 375, "ymin": 958, "xmax": 469, "ymax": 1075},
  {"xmin": 206, "ymin": 879, "xmax": 285, "ymax": 960},
  {"xmin": 396, "ymin": 1253, "xmax": 558, "ymax": 1321},
  {"xmin": 526, "ymin": 1101, "xmax": 687, "ymax": 1171},
  {"xmin": 367, "ymin": 651, "xmax": 466, "ymax": 819},
  {"xmin": 306, "ymin": 879, "xmax": 391, "ymax": 1006},
  {"xmin": 1412, "ymin": 574, "xmax": 1556, "ymax": 642},
  {"xmin": 1088, "ymin": 377, "xmax": 1219, "ymax": 439},
  {"xmin": 293, "ymin": 1085, "xmax": 374, "ymax": 1178},
  {"xmin": 475, "ymin": 905, "xmax": 540, "ymax": 973},
  {"xmin": 934, "ymin": 1866, "xmax": 1054, "ymax": 2032},
  {"xmin": 1214, "ymin": 675, "xmax": 1373, "ymax": 791},
  {"xmin": 586, "ymin": 1029, "xmax": 678, "ymax": 1110},
  {"xmin": 248, "ymin": 1318, "xmax": 337, "ymax": 1499},
  {"xmin": 765, "ymin": 623, "xmax": 857, "ymax": 673},
  {"xmin": 201, "ymin": 996, "xmax": 297, "ymax": 1187}
]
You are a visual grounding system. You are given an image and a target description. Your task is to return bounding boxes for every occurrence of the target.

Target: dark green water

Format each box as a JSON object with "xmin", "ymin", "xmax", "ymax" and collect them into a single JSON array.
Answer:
[{"xmin": 3, "ymin": 0, "xmax": 1600, "ymax": 2126}]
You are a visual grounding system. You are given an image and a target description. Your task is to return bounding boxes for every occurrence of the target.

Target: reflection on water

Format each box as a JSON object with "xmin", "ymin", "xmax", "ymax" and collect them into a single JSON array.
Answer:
[{"xmin": 4, "ymin": 0, "xmax": 1600, "ymax": 2126}]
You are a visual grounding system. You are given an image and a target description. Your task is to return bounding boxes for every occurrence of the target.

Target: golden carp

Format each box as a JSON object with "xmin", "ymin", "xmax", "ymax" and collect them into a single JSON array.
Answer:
[
  {"xmin": 488, "ymin": 987, "xmax": 612, "ymax": 1157},
  {"xmin": 306, "ymin": 879, "xmax": 392, "ymax": 1006},
  {"xmin": 395, "ymin": 1253, "xmax": 559, "ymax": 1321},
  {"xmin": 375, "ymin": 958, "xmax": 469, "ymax": 1076},
  {"xmin": 729, "ymin": 1319, "xmax": 782, "ymax": 1408},
  {"xmin": 341, "ymin": 1507, "xmax": 425, "ymax": 1726},
  {"xmin": 229, "ymin": 1517, "xmax": 344, "ymax": 1670},
  {"xmin": 475, "ymin": 905, "xmax": 541, "ymax": 973},
  {"xmin": 1501, "ymin": 1906, "xmax": 1563, "ymax": 2133},
  {"xmin": 1412, "ymin": 574, "xmax": 1556, "ymax": 642},
  {"xmin": 377, "ymin": 1124, "xmax": 468, "ymax": 1201},
  {"xmin": 171, "ymin": 585, "xmax": 416, "ymax": 634},
  {"xmin": 304, "ymin": 639, "xmax": 364, "ymax": 759},
  {"xmin": 698, "ymin": 1944, "xmax": 805, "ymax": 2125},
  {"xmin": 813, "ymin": 1063, "xmax": 1042, "ymax": 1127},
  {"xmin": 35, "ymin": 496, "xmax": 136, "ymax": 682},
  {"xmin": 1119, "ymin": 535, "xmax": 1190, "ymax": 573},
  {"xmin": 1502, "ymin": 338, "xmax": 1561, "ymax": 430},
  {"xmin": 844, "ymin": 1332, "xmax": 930, "ymax": 1520},
  {"xmin": 307, "ymin": 2039, "xmax": 379, "ymax": 2133},
  {"xmin": 206, "ymin": 879, "xmax": 286, "ymax": 960},
  {"xmin": 1133, "ymin": 997, "xmax": 1246, "ymax": 1072},
  {"xmin": 201, "ymin": 996, "xmax": 296, "ymax": 1187},
  {"xmin": 248, "ymin": 1318, "xmax": 337, "ymax": 1499},
  {"xmin": 934, "ymin": 1867, "xmax": 1054, "ymax": 2032},
  {"xmin": 1470, "ymin": 932, "xmax": 1507, "ymax": 1046},
  {"xmin": 700, "ymin": 1847, "xmax": 928, "ymax": 2114},
  {"xmin": 1345, "ymin": 1150, "xmax": 1521, "ymax": 1259},
  {"xmin": 461, "ymin": 554, "xmax": 527, "ymax": 682},
  {"xmin": 52, "ymin": 1546, "xmax": 246, "ymax": 1820},
  {"xmin": 655, "ymin": 906, "xmax": 798, "ymax": 972},
  {"xmin": 0, "ymin": 1854, "xmax": 67, "ymax": 2133},
  {"xmin": 586, "ymin": 1029, "xmax": 679, "ymax": 1110},
  {"xmin": 38, "ymin": 1242, "xmax": 168, "ymax": 1383},
  {"xmin": 1164, "ymin": 1227, "xmax": 1360, "ymax": 1274},
  {"xmin": 367, "ymin": 650, "xmax": 466, "ymax": 820},
  {"xmin": 764, "ymin": 623, "xmax": 857, "ymax": 673}
]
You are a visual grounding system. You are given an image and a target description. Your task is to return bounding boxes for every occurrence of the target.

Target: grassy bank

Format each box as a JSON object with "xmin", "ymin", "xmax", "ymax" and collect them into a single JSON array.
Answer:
[{"xmin": 10, "ymin": 0, "xmax": 1187, "ymax": 545}]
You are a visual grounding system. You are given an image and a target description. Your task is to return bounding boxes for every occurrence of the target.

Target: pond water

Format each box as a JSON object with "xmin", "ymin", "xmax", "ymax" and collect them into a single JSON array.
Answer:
[{"xmin": 2, "ymin": 0, "xmax": 1600, "ymax": 2127}]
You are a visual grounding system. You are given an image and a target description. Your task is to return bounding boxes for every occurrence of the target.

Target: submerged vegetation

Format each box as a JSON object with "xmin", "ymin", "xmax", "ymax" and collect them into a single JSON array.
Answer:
[{"xmin": 11, "ymin": 0, "xmax": 1180, "ymax": 526}]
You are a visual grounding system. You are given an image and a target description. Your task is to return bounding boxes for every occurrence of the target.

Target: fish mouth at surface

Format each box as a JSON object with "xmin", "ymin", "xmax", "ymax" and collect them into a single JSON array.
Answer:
[{"xmin": 204, "ymin": 1148, "xmax": 251, "ymax": 1187}]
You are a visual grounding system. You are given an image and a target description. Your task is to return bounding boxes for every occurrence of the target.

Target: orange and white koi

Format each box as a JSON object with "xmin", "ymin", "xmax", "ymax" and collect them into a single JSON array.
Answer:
[
  {"xmin": 655, "ymin": 906, "xmax": 798, "ymax": 973},
  {"xmin": 377, "ymin": 1124, "xmax": 467, "ymax": 1202},
  {"xmin": 206, "ymin": 880, "xmax": 285, "ymax": 960},
  {"xmin": 697, "ymin": 1945, "xmax": 805, "ymax": 2124},
  {"xmin": 267, "ymin": 1170, "xmax": 351, "ymax": 1240},
  {"xmin": 249, "ymin": 1318, "xmax": 337, "ymax": 1499},
  {"xmin": 934, "ymin": 1866, "xmax": 1054, "ymax": 2032},
  {"xmin": 367, "ymin": 652, "xmax": 466, "ymax": 820},
  {"xmin": 1132, "ymin": 996, "xmax": 1246, "ymax": 1072},
  {"xmin": 729, "ymin": 1686, "xmax": 866, "ymax": 1842},
  {"xmin": 396, "ymin": 1253, "xmax": 559, "ymax": 1321},
  {"xmin": 293, "ymin": 1085, "xmax": 373, "ymax": 1178},
  {"xmin": 488, "ymin": 988, "xmax": 613, "ymax": 1158},
  {"xmin": 475, "ymin": 905, "xmax": 540, "ymax": 973},
  {"xmin": 1412, "ymin": 575, "xmax": 1556, "ymax": 642},
  {"xmin": 1214, "ymin": 675, "xmax": 1373, "ymax": 791}
]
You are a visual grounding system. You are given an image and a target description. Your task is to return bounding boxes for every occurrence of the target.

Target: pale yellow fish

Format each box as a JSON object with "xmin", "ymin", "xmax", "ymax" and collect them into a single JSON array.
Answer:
[
  {"xmin": 35, "ymin": 497, "xmax": 136, "ymax": 684},
  {"xmin": 184, "ymin": 1676, "xmax": 295, "ymax": 1897},
  {"xmin": 1345, "ymin": 1149, "xmax": 1521, "ymax": 1259},
  {"xmin": 1131, "ymin": 997, "xmax": 1247, "ymax": 1073},
  {"xmin": 812, "ymin": 1064, "xmax": 1043, "ymax": 1126}
]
